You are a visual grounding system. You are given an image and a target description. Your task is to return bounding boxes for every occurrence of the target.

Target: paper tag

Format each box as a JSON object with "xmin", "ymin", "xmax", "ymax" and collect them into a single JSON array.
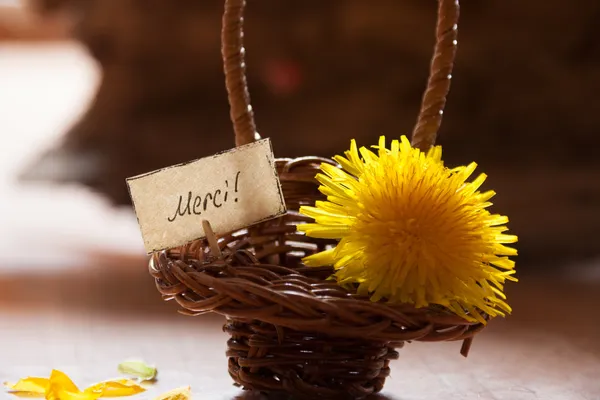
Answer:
[{"xmin": 126, "ymin": 138, "xmax": 286, "ymax": 253}]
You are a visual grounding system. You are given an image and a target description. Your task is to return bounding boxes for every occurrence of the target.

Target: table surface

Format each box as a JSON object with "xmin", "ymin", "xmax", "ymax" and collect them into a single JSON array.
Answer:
[
  {"xmin": 1, "ymin": 43, "xmax": 599, "ymax": 400},
  {"xmin": 1, "ymin": 256, "xmax": 599, "ymax": 400}
]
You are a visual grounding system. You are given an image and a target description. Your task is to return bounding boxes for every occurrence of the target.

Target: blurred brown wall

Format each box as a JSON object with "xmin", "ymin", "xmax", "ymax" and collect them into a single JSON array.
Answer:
[{"xmin": 16, "ymin": 0, "xmax": 600, "ymax": 265}]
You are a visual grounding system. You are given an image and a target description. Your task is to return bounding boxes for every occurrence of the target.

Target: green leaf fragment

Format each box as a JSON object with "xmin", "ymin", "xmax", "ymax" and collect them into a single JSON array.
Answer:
[{"xmin": 117, "ymin": 360, "xmax": 157, "ymax": 382}]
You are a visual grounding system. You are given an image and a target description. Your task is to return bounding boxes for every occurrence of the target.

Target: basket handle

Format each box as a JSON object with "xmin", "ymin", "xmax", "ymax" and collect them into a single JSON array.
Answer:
[
  {"xmin": 411, "ymin": 0, "xmax": 460, "ymax": 151},
  {"xmin": 222, "ymin": 0, "xmax": 259, "ymax": 147},
  {"xmin": 221, "ymin": 0, "xmax": 460, "ymax": 150}
]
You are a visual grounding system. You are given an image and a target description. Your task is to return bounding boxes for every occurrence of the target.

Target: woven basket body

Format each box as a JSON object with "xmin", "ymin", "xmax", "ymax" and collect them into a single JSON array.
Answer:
[{"xmin": 148, "ymin": 0, "xmax": 479, "ymax": 398}]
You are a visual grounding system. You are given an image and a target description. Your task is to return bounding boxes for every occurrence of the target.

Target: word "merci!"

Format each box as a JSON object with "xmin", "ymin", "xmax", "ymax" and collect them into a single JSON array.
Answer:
[{"xmin": 167, "ymin": 171, "xmax": 240, "ymax": 222}]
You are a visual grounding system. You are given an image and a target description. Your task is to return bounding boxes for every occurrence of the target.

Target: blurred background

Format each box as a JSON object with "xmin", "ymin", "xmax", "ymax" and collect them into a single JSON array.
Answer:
[{"xmin": 0, "ymin": 1, "xmax": 599, "ymax": 398}]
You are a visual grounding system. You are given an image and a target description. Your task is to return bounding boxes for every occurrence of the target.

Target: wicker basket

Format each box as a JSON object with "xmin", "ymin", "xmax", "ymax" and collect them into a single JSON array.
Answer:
[{"xmin": 149, "ymin": 0, "xmax": 482, "ymax": 398}]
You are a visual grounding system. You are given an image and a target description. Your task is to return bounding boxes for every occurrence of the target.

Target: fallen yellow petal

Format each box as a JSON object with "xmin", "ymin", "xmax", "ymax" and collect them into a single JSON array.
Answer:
[
  {"xmin": 4, "ymin": 377, "xmax": 49, "ymax": 395},
  {"xmin": 5, "ymin": 370, "xmax": 144, "ymax": 399},
  {"xmin": 154, "ymin": 386, "xmax": 191, "ymax": 400},
  {"xmin": 46, "ymin": 384, "xmax": 98, "ymax": 400},
  {"xmin": 45, "ymin": 370, "xmax": 99, "ymax": 400},
  {"xmin": 49, "ymin": 370, "xmax": 81, "ymax": 394},
  {"xmin": 84, "ymin": 379, "xmax": 145, "ymax": 397}
]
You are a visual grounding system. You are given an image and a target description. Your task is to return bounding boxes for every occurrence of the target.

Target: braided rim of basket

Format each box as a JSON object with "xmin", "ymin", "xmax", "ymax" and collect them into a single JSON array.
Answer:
[{"xmin": 151, "ymin": 0, "xmax": 483, "ymax": 358}]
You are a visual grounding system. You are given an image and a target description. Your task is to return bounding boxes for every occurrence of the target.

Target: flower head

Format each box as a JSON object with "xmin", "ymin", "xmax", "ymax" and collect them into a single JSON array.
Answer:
[{"xmin": 298, "ymin": 135, "xmax": 517, "ymax": 323}]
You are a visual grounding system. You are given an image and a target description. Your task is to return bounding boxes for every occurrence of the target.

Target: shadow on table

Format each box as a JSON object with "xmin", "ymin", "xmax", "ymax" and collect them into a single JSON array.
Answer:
[{"xmin": 232, "ymin": 391, "xmax": 403, "ymax": 400}]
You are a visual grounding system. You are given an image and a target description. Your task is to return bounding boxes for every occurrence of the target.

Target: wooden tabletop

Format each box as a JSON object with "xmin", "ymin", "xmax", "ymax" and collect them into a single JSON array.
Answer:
[
  {"xmin": 1, "ymin": 43, "xmax": 599, "ymax": 400},
  {"xmin": 1, "ymin": 256, "xmax": 599, "ymax": 400}
]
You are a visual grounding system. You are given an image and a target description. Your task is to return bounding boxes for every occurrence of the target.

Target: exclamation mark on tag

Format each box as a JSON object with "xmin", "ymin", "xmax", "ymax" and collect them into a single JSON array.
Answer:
[{"xmin": 234, "ymin": 171, "xmax": 240, "ymax": 202}]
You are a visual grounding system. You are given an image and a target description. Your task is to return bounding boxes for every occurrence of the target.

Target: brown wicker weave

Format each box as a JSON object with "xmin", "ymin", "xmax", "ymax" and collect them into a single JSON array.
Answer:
[{"xmin": 149, "ymin": 1, "xmax": 480, "ymax": 398}]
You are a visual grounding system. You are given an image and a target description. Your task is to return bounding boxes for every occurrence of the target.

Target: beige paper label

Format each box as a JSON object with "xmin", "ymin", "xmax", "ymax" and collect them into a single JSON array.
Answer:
[{"xmin": 126, "ymin": 138, "xmax": 286, "ymax": 253}]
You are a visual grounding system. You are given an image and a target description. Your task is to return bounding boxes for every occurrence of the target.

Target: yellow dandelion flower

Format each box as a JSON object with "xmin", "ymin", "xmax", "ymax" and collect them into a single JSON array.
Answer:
[{"xmin": 297, "ymin": 135, "xmax": 518, "ymax": 323}]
